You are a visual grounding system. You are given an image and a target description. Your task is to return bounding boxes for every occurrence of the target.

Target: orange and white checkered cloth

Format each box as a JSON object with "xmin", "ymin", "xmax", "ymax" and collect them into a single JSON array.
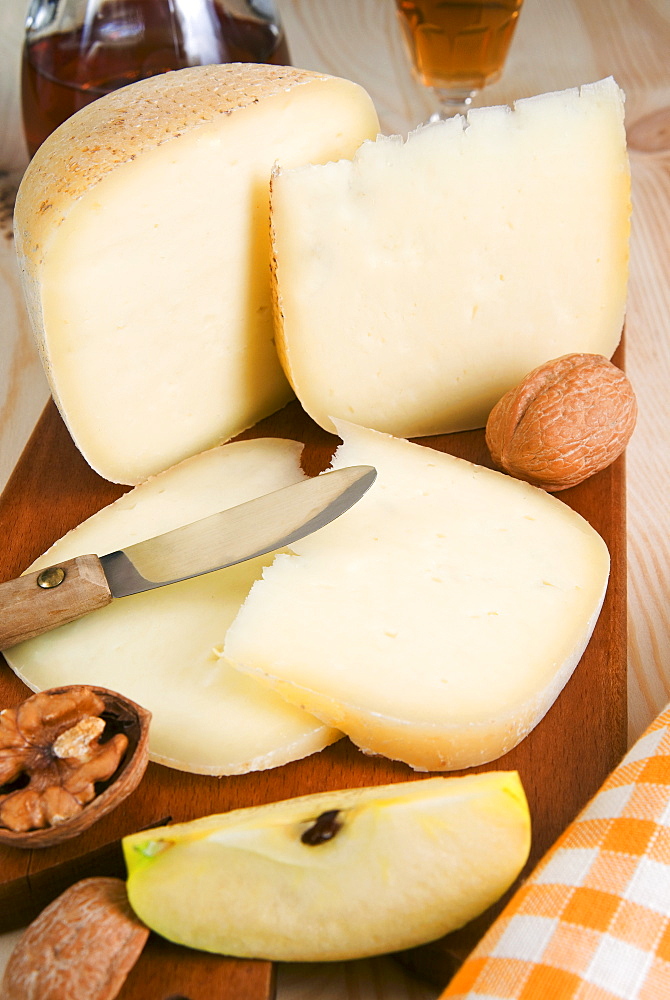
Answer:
[{"xmin": 441, "ymin": 707, "xmax": 670, "ymax": 1000}]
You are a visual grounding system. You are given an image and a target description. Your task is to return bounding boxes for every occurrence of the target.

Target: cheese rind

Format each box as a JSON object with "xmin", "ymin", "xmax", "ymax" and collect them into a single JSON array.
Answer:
[
  {"xmin": 224, "ymin": 423, "xmax": 610, "ymax": 771},
  {"xmin": 270, "ymin": 77, "xmax": 630, "ymax": 437},
  {"xmin": 3, "ymin": 439, "xmax": 342, "ymax": 775},
  {"xmin": 14, "ymin": 64, "xmax": 380, "ymax": 484}
]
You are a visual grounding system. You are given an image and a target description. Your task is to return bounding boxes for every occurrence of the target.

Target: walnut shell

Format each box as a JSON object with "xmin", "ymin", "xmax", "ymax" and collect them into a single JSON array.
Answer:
[
  {"xmin": 0, "ymin": 685, "xmax": 151, "ymax": 848},
  {"xmin": 1, "ymin": 877, "xmax": 149, "ymax": 1000},
  {"xmin": 485, "ymin": 354, "xmax": 637, "ymax": 491}
]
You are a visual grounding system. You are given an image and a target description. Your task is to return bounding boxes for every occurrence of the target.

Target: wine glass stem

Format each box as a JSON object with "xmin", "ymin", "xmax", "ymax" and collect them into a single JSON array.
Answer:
[{"xmin": 428, "ymin": 87, "xmax": 477, "ymax": 121}]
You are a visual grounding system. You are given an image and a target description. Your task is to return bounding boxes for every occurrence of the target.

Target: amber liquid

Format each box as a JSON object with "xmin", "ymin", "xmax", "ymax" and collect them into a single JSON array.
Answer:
[
  {"xmin": 395, "ymin": 0, "xmax": 523, "ymax": 92},
  {"xmin": 22, "ymin": 0, "xmax": 290, "ymax": 155}
]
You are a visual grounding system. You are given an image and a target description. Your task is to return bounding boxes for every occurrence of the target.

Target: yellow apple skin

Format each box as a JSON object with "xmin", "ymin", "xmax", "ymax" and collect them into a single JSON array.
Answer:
[{"xmin": 123, "ymin": 773, "xmax": 530, "ymax": 962}]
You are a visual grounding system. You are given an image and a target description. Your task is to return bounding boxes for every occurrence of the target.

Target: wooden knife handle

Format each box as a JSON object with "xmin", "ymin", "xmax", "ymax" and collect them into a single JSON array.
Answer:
[{"xmin": 0, "ymin": 554, "xmax": 112, "ymax": 649}]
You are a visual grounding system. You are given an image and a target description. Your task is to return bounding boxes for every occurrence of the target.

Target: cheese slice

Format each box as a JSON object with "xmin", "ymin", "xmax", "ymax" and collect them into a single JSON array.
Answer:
[
  {"xmin": 3, "ymin": 438, "xmax": 342, "ymax": 775},
  {"xmin": 270, "ymin": 77, "xmax": 630, "ymax": 437},
  {"xmin": 224, "ymin": 423, "xmax": 610, "ymax": 771},
  {"xmin": 13, "ymin": 64, "xmax": 380, "ymax": 485}
]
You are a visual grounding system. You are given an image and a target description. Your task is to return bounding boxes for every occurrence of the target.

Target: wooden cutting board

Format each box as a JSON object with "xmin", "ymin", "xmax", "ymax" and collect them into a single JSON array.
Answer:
[{"xmin": 0, "ymin": 378, "xmax": 627, "ymax": 998}]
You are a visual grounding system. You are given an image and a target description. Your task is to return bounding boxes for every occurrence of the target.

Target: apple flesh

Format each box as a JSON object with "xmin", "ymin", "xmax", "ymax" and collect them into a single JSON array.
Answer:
[{"xmin": 123, "ymin": 772, "xmax": 530, "ymax": 962}]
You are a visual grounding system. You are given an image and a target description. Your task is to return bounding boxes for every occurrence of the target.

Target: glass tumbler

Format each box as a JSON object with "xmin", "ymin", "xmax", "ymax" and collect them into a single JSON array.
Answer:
[{"xmin": 21, "ymin": 0, "xmax": 290, "ymax": 156}]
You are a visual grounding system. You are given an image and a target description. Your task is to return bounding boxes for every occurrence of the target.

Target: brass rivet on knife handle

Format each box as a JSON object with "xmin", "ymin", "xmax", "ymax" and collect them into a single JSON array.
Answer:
[
  {"xmin": 36, "ymin": 565, "xmax": 66, "ymax": 588},
  {"xmin": 0, "ymin": 554, "xmax": 113, "ymax": 649}
]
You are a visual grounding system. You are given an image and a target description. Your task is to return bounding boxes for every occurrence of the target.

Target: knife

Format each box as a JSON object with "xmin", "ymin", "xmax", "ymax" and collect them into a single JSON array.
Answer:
[{"xmin": 0, "ymin": 465, "xmax": 376, "ymax": 650}]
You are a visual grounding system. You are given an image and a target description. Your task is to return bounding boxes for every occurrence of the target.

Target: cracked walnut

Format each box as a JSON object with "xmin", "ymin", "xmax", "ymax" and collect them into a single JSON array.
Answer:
[{"xmin": 0, "ymin": 687, "xmax": 128, "ymax": 833}]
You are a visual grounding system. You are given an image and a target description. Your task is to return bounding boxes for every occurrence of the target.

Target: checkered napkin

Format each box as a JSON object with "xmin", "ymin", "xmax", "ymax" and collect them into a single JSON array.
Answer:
[{"xmin": 441, "ymin": 707, "xmax": 670, "ymax": 1000}]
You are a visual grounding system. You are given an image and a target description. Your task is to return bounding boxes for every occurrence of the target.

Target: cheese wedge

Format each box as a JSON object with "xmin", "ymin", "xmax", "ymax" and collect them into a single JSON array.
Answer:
[
  {"xmin": 270, "ymin": 77, "xmax": 630, "ymax": 437},
  {"xmin": 3, "ymin": 439, "xmax": 341, "ymax": 775},
  {"xmin": 13, "ymin": 65, "xmax": 380, "ymax": 485},
  {"xmin": 224, "ymin": 423, "xmax": 610, "ymax": 771}
]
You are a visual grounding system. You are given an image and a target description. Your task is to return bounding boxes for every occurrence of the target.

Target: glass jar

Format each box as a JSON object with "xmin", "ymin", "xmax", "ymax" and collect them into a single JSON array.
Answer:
[{"xmin": 21, "ymin": 0, "xmax": 290, "ymax": 155}]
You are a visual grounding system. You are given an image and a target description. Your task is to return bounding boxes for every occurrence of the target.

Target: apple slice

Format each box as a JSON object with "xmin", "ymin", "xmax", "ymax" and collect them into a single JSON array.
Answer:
[{"xmin": 123, "ymin": 773, "xmax": 531, "ymax": 962}]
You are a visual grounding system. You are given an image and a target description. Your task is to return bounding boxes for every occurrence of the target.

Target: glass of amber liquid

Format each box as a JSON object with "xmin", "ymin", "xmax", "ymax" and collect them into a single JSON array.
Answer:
[
  {"xmin": 395, "ymin": 0, "xmax": 524, "ymax": 119},
  {"xmin": 21, "ymin": 0, "xmax": 290, "ymax": 156}
]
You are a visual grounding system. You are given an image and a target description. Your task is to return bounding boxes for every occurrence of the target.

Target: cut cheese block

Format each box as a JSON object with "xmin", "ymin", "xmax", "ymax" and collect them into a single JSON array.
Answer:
[
  {"xmin": 3, "ymin": 439, "xmax": 342, "ymax": 775},
  {"xmin": 13, "ymin": 65, "xmax": 380, "ymax": 485},
  {"xmin": 270, "ymin": 77, "xmax": 630, "ymax": 437},
  {"xmin": 224, "ymin": 422, "xmax": 610, "ymax": 771}
]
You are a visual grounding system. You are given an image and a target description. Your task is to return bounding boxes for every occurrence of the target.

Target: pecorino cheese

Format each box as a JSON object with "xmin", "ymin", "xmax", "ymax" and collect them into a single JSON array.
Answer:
[
  {"xmin": 3, "ymin": 438, "xmax": 342, "ymax": 775},
  {"xmin": 224, "ymin": 422, "xmax": 610, "ymax": 771},
  {"xmin": 14, "ymin": 64, "xmax": 379, "ymax": 485},
  {"xmin": 270, "ymin": 77, "xmax": 630, "ymax": 437}
]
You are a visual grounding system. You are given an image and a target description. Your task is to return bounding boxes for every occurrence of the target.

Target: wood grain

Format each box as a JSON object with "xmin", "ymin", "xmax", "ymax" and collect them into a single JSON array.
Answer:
[
  {"xmin": 0, "ymin": 554, "xmax": 113, "ymax": 649},
  {"xmin": 0, "ymin": 2, "xmax": 668, "ymax": 999},
  {"xmin": 0, "ymin": 172, "xmax": 49, "ymax": 493},
  {"xmin": 0, "ymin": 380, "xmax": 627, "ymax": 992},
  {"xmin": 0, "ymin": 0, "xmax": 29, "ymax": 173},
  {"xmin": 118, "ymin": 936, "xmax": 276, "ymax": 1000}
]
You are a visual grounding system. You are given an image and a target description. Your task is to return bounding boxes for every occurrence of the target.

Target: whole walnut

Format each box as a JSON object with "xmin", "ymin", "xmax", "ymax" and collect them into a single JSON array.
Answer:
[
  {"xmin": 485, "ymin": 353, "xmax": 637, "ymax": 492},
  {"xmin": 2, "ymin": 878, "xmax": 149, "ymax": 1000}
]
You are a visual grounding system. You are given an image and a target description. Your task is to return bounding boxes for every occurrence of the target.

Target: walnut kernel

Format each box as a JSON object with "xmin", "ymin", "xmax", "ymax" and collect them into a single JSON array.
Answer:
[{"xmin": 0, "ymin": 685, "xmax": 150, "ymax": 848}]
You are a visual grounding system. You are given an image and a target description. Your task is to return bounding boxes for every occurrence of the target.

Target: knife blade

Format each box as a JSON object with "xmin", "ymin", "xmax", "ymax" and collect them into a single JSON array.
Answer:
[{"xmin": 0, "ymin": 465, "xmax": 376, "ymax": 650}]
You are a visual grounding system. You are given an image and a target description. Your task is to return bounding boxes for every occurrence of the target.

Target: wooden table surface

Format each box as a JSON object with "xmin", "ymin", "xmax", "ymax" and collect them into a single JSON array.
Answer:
[{"xmin": 0, "ymin": 1, "xmax": 669, "ymax": 997}]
